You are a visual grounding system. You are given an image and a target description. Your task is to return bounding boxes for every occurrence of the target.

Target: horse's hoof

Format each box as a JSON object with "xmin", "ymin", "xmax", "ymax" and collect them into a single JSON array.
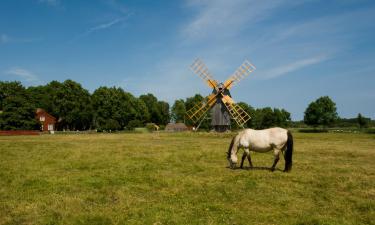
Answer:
[{"xmin": 270, "ymin": 168, "xmax": 275, "ymax": 172}]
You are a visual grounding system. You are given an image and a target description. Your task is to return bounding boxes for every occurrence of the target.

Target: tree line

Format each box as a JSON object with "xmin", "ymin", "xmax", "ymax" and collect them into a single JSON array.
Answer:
[
  {"xmin": 0, "ymin": 80, "xmax": 372, "ymax": 131},
  {"xmin": 171, "ymin": 94, "xmax": 292, "ymax": 129},
  {"xmin": 0, "ymin": 80, "xmax": 169, "ymax": 131}
]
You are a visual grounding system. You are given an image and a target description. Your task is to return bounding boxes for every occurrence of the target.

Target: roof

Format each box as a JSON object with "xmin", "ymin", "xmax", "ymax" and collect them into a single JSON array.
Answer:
[
  {"xmin": 165, "ymin": 123, "xmax": 188, "ymax": 130},
  {"xmin": 36, "ymin": 108, "xmax": 56, "ymax": 120}
]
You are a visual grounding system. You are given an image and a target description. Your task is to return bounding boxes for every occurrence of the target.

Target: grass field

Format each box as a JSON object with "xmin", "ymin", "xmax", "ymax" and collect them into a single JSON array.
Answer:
[{"xmin": 0, "ymin": 132, "xmax": 374, "ymax": 225}]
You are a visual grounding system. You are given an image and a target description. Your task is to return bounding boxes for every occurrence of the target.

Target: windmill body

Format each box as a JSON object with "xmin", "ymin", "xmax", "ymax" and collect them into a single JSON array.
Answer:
[
  {"xmin": 211, "ymin": 84, "xmax": 231, "ymax": 131},
  {"xmin": 186, "ymin": 59, "xmax": 256, "ymax": 132}
]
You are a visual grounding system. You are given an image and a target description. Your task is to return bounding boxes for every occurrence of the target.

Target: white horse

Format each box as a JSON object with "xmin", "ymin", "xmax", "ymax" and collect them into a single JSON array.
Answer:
[{"xmin": 227, "ymin": 127, "xmax": 293, "ymax": 172}]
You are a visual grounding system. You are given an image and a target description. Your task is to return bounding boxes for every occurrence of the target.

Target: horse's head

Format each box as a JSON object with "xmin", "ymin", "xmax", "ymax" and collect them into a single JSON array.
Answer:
[
  {"xmin": 227, "ymin": 149, "xmax": 237, "ymax": 169},
  {"xmin": 227, "ymin": 136, "xmax": 239, "ymax": 169}
]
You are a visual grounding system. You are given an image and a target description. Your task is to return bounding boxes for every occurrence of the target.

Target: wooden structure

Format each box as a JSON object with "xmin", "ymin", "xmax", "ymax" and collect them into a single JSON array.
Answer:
[
  {"xmin": 165, "ymin": 123, "xmax": 188, "ymax": 132},
  {"xmin": 36, "ymin": 108, "xmax": 56, "ymax": 132},
  {"xmin": 0, "ymin": 130, "xmax": 40, "ymax": 136},
  {"xmin": 186, "ymin": 59, "xmax": 256, "ymax": 132}
]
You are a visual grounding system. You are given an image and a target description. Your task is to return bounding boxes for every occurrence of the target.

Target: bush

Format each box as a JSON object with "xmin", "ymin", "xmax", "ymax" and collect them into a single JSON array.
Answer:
[
  {"xmin": 145, "ymin": 123, "xmax": 158, "ymax": 131},
  {"xmin": 102, "ymin": 119, "xmax": 121, "ymax": 131},
  {"xmin": 298, "ymin": 128, "xmax": 328, "ymax": 133},
  {"xmin": 365, "ymin": 128, "xmax": 375, "ymax": 134},
  {"xmin": 134, "ymin": 128, "xmax": 149, "ymax": 133},
  {"xmin": 127, "ymin": 120, "xmax": 143, "ymax": 130}
]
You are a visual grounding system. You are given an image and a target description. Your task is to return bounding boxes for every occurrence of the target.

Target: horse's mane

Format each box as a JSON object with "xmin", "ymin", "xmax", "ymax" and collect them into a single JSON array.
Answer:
[{"xmin": 227, "ymin": 135, "xmax": 236, "ymax": 159}]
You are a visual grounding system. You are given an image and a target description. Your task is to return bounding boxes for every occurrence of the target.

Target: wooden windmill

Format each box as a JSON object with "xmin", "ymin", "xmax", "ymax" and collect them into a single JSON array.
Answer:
[{"xmin": 186, "ymin": 58, "xmax": 256, "ymax": 132}]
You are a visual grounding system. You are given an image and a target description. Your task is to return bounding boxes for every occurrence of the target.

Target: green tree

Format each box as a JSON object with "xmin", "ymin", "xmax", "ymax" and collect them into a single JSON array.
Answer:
[
  {"xmin": 0, "ymin": 81, "xmax": 38, "ymax": 130},
  {"xmin": 304, "ymin": 96, "xmax": 338, "ymax": 128},
  {"xmin": 140, "ymin": 93, "xmax": 162, "ymax": 124},
  {"xmin": 158, "ymin": 101, "xmax": 170, "ymax": 125},
  {"xmin": 273, "ymin": 108, "xmax": 291, "ymax": 127},
  {"xmin": 250, "ymin": 107, "xmax": 291, "ymax": 129},
  {"xmin": 46, "ymin": 80, "xmax": 92, "ymax": 130},
  {"xmin": 260, "ymin": 107, "xmax": 275, "ymax": 128},
  {"xmin": 92, "ymin": 87, "xmax": 140, "ymax": 131},
  {"xmin": 171, "ymin": 99, "xmax": 186, "ymax": 123},
  {"xmin": 27, "ymin": 85, "xmax": 53, "ymax": 113},
  {"xmin": 131, "ymin": 98, "xmax": 150, "ymax": 124},
  {"xmin": 357, "ymin": 113, "xmax": 370, "ymax": 128},
  {"xmin": 236, "ymin": 102, "xmax": 255, "ymax": 128},
  {"xmin": 184, "ymin": 94, "xmax": 210, "ymax": 129}
]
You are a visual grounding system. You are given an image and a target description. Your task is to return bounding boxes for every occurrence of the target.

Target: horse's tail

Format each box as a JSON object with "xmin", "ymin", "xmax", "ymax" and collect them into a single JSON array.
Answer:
[{"xmin": 284, "ymin": 130, "xmax": 293, "ymax": 172}]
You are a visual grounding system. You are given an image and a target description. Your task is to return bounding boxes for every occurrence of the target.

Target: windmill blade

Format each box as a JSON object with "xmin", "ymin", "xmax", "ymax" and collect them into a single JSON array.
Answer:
[
  {"xmin": 223, "ymin": 60, "xmax": 256, "ymax": 90},
  {"xmin": 221, "ymin": 94, "xmax": 251, "ymax": 127},
  {"xmin": 186, "ymin": 93, "xmax": 217, "ymax": 124},
  {"xmin": 190, "ymin": 58, "xmax": 218, "ymax": 89}
]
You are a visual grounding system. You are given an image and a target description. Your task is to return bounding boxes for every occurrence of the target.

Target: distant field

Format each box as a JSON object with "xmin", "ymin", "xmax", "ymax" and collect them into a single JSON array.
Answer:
[{"xmin": 0, "ymin": 132, "xmax": 374, "ymax": 225}]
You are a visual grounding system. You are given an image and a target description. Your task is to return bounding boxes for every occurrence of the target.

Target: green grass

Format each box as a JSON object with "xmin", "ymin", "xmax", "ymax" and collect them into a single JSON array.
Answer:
[{"xmin": 0, "ymin": 132, "xmax": 374, "ymax": 225}]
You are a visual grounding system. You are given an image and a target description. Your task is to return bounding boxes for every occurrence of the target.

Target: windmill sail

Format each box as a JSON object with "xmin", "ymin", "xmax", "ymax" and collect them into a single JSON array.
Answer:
[
  {"xmin": 221, "ymin": 95, "xmax": 251, "ymax": 127},
  {"xmin": 190, "ymin": 58, "xmax": 218, "ymax": 89},
  {"xmin": 186, "ymin": 93, "xmax": 217, "ymax": 123},
  {"xmin": 186, "ymin": 58, "xmax": 255, "ymax": 131},
  {"xmin": 223, "ymin": 60, "xmax": 256, "ymax": 90}
]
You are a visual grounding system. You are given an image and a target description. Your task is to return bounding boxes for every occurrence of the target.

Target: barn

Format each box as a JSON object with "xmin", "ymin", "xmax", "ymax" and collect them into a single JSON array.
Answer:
[{"xmin": 36, "ymin": 108, "xmax": 56, "ymax": 132}]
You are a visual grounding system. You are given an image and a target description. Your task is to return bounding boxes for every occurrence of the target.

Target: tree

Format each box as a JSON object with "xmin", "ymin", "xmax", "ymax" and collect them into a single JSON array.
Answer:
[
  {"xmin": 304, "ymin": 96, "xmax": 338, "ymax": 127},
  {"xmin": 273, "ymin": 108, "xmax": 291, "ymax": 127},
  {"xmin": 92, "ymin": 87, "xmax": 139, "ymax": 131},
  {"xmin": 184, "ymin": 94, "xmax": 210, "ymax": 129},
  {"xmin": 258, "ymin": 107, "xmax": 275, "ymax": 129},
  {"xmin": 357, "ymin": 113, "xmax": 370, "ymax": 128},
  {"xmin": 140, "ymin": 93, "xmax": 162, "ymax": 124},
  {"xmin": 130, "ymin": 98, "xmax": 150, "ymax": 124},
  {"xmin": 27, "ymin": 85, "xmax": 53, "ymax": 113},
  {"xmin": 171, "ymin": 99, "xmax": 186, "ymax": 123},
  {"xmin": 236, "ymin": 102, "xmax": 255, "ymax": 128},
  {"xmin": 0, "ymin": 81, "xmax": 38, "ymax": 130},
  {"xmin": 45, "ymin": 80, "xmax": 92, "ymax": 130},
  {"xmin": 157, "ymin": 101, "xmax": 170, "ymax": 125},
  {"xmin": 250, "ymin": 107, "xmax": 291, "ymax": 129}
]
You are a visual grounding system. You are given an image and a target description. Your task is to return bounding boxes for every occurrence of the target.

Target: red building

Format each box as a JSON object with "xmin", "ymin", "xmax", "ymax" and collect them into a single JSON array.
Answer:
[{"xmin": 36, "ymin": 108, "xmax": 56, "ymax": 131}]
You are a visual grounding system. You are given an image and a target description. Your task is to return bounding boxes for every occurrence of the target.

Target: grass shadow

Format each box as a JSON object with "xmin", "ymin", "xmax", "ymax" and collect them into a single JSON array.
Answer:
[{"xmin": 226, "ymin": 166, "xmax": 283, "ymax": 172}]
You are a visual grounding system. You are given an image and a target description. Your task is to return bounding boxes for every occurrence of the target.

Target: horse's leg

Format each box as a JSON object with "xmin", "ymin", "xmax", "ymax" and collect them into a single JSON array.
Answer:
[
  {"xmin": 240, "ymin": 148, "xmax": 251, "ymax": 169},
  {"xmin": 247, "ymin": 152, "xmax": 253, "ymax": 168},
  {"xmin": 240, "ymin": 152, "xmax": 247, "ymax": 169},
  {"xmin": 270, "ymin": 149, "xmax": 280, "ymax": 172}
]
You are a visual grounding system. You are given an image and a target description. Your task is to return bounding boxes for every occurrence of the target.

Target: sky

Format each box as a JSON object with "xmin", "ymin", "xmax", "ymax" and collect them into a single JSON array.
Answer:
[{"xmin": 1, "ymin": 0, "xmax": 375, "ymax": 120}]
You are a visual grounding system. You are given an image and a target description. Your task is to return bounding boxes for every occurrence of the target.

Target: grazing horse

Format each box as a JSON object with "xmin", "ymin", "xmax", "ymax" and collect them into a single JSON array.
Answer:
[{"xmin": 227, "ymin": 127, "xmax": 293, "ymax": 172}]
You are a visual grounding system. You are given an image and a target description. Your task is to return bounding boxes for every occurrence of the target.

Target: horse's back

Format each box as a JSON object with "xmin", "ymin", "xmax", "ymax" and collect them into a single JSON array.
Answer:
[{"xmin": 242, "ymin": 127, "xmax": 288, "ymax": 150}]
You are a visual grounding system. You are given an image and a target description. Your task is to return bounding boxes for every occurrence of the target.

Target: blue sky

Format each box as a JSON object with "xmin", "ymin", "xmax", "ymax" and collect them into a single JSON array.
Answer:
[{"xmin": 1, "ymin": 0, "xmax": 374, "ymax": 120}]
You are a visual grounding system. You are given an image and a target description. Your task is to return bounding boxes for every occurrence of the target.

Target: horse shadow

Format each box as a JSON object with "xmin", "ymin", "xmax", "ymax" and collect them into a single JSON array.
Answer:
[{"xmin": 226, "ymin": 166, "xmax": 283, "ymax": 172}]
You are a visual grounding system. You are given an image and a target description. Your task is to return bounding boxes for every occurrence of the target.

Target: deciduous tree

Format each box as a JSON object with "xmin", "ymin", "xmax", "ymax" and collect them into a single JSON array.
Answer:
[{"xmin": 304, "ymin": 96, "xmax": 338, "ymax": 127}]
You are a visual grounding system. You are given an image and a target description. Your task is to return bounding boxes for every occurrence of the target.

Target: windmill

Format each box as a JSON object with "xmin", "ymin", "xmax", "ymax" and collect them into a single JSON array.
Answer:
[{"xmin": 186, "ymin": 58, "xmax": 256, "ymax": 132}]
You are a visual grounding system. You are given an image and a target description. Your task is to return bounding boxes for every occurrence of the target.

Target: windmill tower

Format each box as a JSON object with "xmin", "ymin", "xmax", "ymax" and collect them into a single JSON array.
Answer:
[{"xmin": 186, "ymin": 58, "xmax": 256, "ymax": 132}]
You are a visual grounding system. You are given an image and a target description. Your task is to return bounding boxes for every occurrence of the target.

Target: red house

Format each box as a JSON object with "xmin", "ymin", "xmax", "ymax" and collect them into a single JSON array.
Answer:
[{"xmin": 36, "ymin": 108, "xmax": 56, "ymax": 132}]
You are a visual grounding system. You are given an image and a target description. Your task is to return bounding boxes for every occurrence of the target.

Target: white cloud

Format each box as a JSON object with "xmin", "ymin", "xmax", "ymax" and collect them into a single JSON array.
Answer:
[
  {"xmin": 88, "ymin": 17, "xmax": 126, "ymax": 33},
  {"xmin": 182, "ymin": 0, "xmax": 288, "ymax": 40},
  {"xmin": 71, "ymin": 14, "xmax": 132, "ymax": 42},
  {"xmin": 0, "ymin": 33, "xmax": 42, "ymax": 44},
  {"xmin": 260, "ymin": 55, "xmax": 330, "ymax": 79},
  {"xmin": 5, "ymin": 68, "xmax": 40, "ymax": 83}
]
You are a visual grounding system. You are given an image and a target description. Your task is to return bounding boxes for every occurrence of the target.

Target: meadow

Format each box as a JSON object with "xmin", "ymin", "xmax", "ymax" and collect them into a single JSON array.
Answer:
[{"xmin": 0, "ymin": 132, "xmax": 374, "ymax": 225}]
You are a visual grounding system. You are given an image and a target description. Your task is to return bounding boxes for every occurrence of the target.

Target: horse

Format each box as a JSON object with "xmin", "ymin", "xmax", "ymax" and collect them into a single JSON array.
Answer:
[{"xmin": 226, "ymin": 127, "xmax": 293, "ymax": 172}]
